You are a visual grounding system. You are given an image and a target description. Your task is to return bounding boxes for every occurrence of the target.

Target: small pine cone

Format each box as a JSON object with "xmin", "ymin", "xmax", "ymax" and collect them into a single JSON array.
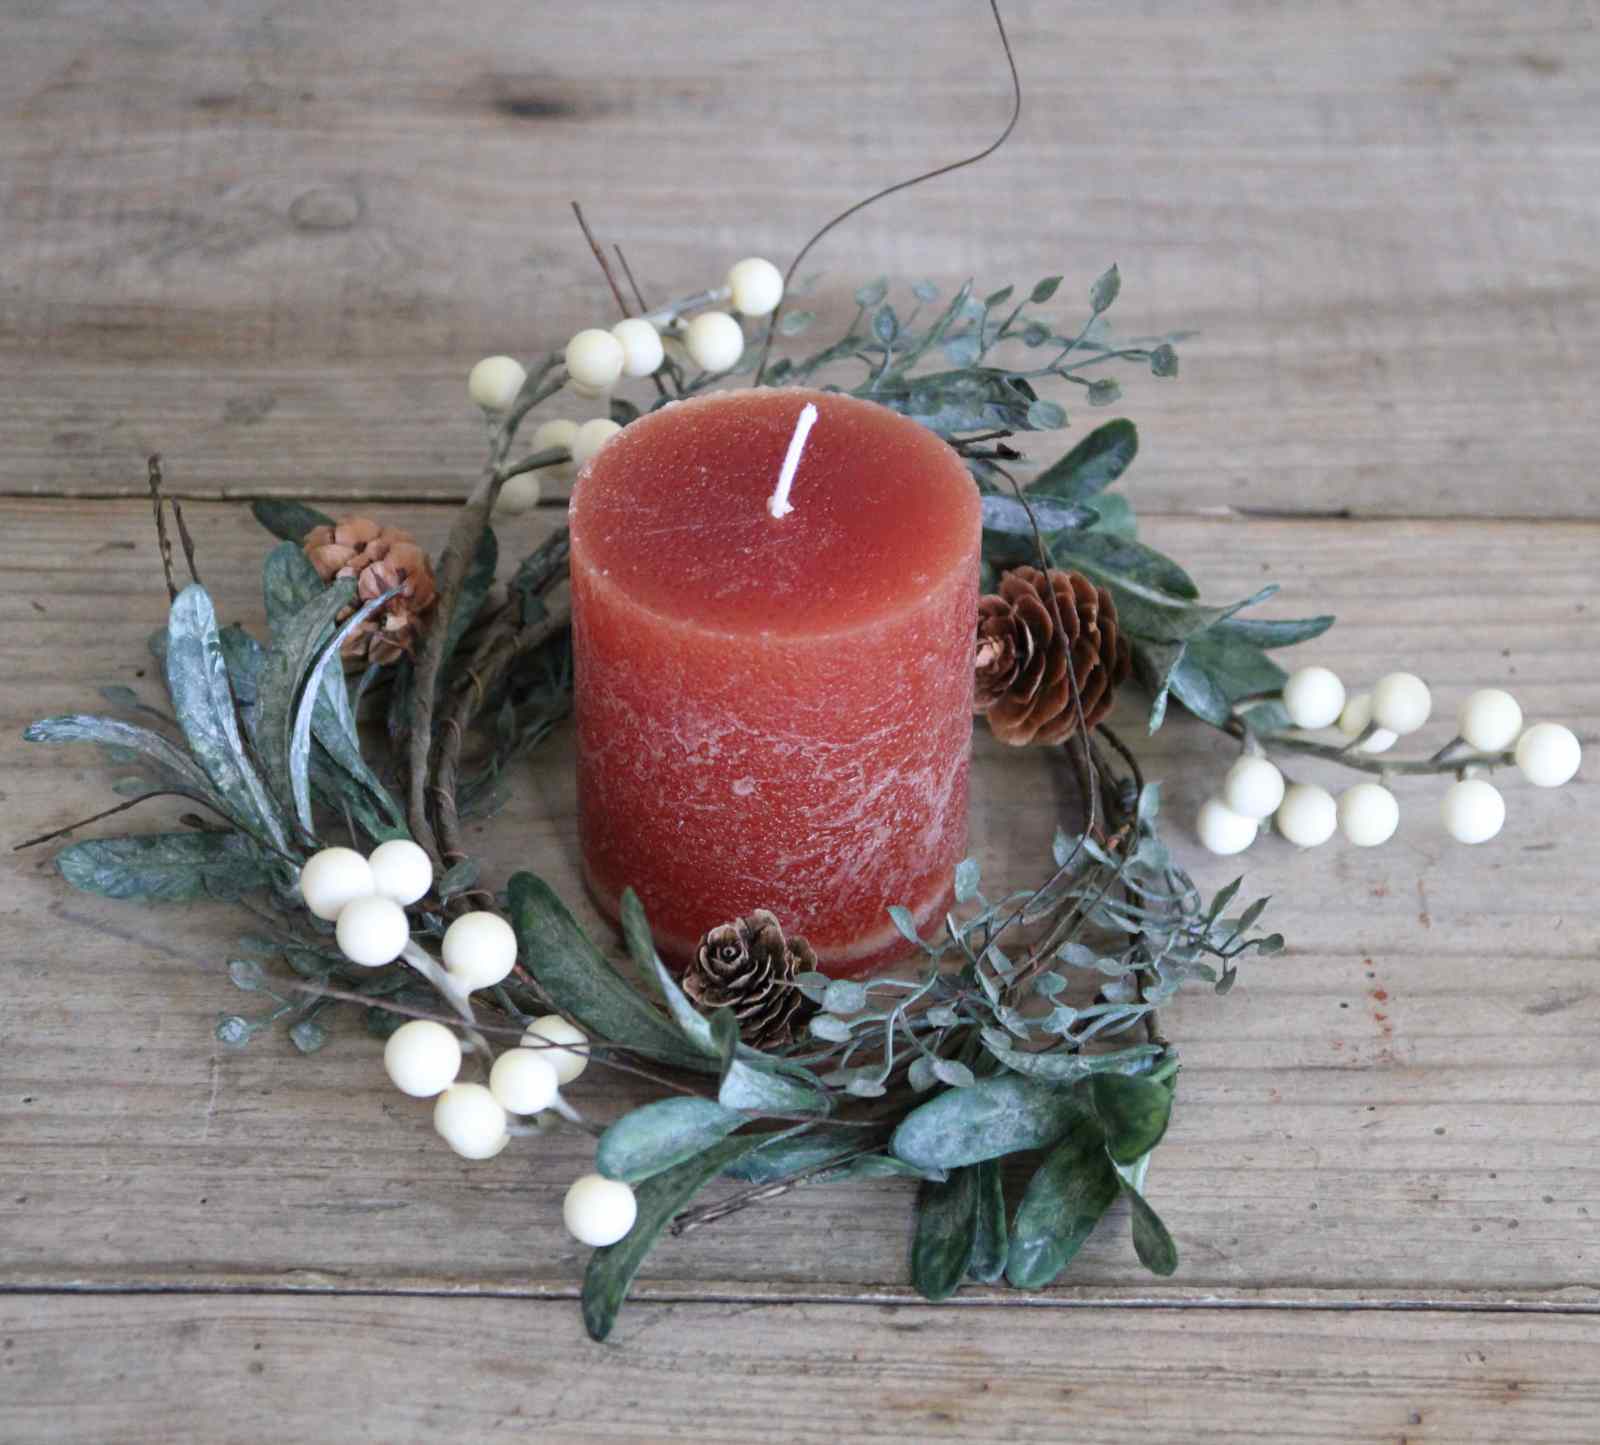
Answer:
[
  {"xmin": 683, "ymin": 910, "xmax": 819, "ymax": 1050},
  {"xmin": 303, "ymin": 515, "xmax": 439, "ymax": 666},
  {"xmin": 975, "ymin": 565, "xmax": 1131, "ymax": 746}
]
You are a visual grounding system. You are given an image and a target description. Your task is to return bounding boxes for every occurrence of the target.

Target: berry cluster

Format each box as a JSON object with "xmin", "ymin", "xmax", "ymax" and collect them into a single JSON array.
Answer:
[
  {"xmin": 1197, "ymin": 668, "xmax": 1581, "ymax": 856},
  {"xmin": 464, "ymin": 258, "xmax": 786, "ymax": 516},
  {"xmin": 296, "ymin": 844, "xmax": 638, "ymax": 1248}
]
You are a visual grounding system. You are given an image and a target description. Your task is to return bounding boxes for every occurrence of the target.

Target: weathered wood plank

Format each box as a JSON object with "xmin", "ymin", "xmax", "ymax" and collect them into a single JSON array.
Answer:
[
  {"xmin": 2, "ymin": 1295, "xmax": 1597, "ymax": 1443},
  {"xmin": 3, "ymin": 2, "xmax": 1597, "ymax": 514},
  {"xmin": 1, "ymin": 500, "xmax": 1593, "ymax": 1301}
]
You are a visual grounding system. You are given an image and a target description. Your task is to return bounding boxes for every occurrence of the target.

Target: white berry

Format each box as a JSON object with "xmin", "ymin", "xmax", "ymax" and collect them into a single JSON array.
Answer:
[
  {"xmin": 489, "ymin": 1049, "xmax": 560, "ymax": 1115},
  {"xmin": 467, "ymin": 355, "xmax": 527, "ymax": 412},
  {"xmin": 335, "ymin": 894, "xmax": 410, "ymax": 967},
  {"xmin": 299, "ymin": 847, "xmax": 375, "ymax": 922},
  {"xmin": 383, "ymin": 1020, "xmax": 462, "ymax": 1098},
  {"xmin": 1440, "ymin": 778, "xmax": 1506, "ymax": 845},
  {"xmin": 433, "ymin": 1083, "xmax": 510, "ymax": 1160},
  {"xmin": 1371, "ymin": 672, "xmax": 1431, "ymax": 735},
  {"xmin": 1275, "ymin": 782, "xmax": 1338, "ymax": 848},
  {"xmin": 1283, "ymin": 666, "xmax": 1346, "ymax": 730},
  {"xmin": 532, "ymin": 416, "xmax": 580, "ymax": 457},
  {"xmin": 441, "ymin": 911, "xmax": 518, "ymax": 991},
  {"xmin": 572, "ymin": 417, "xmax": 622, "ymax": 467},
  {"xmin": 523, "ymin": 1014, "xmax": 590, "ymax": 1085},
  {"xmin": 1336, "ymin": 693, "xmax": 1397, "ymax": 754},
  {"xmin": 1222, "ymin": 755, "xmax": 1285, "ymax": 820},
  {"xmin": 563, "ymin": 1173, "xmax": 638, "ymax": 1247},
  {"xmin": 726, "ymin": 257, "xmax": 785, "ymax": 317},
  {"xmin": 611, "ymin": 317, "xmax": 664, "ymax": 378},
  {"xmin": 1458, "ymin": 689, "xmax": 1522, "ymax": 753},
  {"xmin": 684, "ymin": 311, "xmax": 745, "ymax": 372},
  {"xmin": 1197, "ymin": 796, "xmax": 1258, "ymax": 855},
  {"xmin": 1515, "ymin": 722, "xmax": 1581, "ymax": 788},
  {"xmin": 496, "ymin": 474, "xmax": 542, "ymax": 515},
  {"xmin": 1337, "ymin": 783, "xmax": 1399, "ymax": 847},
  {"xmin": 565, "ymin": 329, "xmax": 625, "ymax": 391},
  {"xmin": 367, "ymin": 838, "xmax": 433, "ymax": 906}
]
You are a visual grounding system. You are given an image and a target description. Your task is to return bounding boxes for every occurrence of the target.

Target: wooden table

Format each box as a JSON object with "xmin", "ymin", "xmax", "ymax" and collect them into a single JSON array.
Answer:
[{"xmin": 3, "ymin": 3, "xmax": 1596, "ymax": 1439}]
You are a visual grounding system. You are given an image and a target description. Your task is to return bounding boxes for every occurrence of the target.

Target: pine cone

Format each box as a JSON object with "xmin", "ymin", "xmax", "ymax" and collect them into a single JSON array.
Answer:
[
  {"xmin": 303, "ymin": 516, "xmax": 438, "ymax": 666},
  {"xmin": 975, "ymin": 565, "xmax": 1131, "ymax": 746},
  {"xmin": 683, "ymin": 910, "xmax": 819, "ymax": 1050}
]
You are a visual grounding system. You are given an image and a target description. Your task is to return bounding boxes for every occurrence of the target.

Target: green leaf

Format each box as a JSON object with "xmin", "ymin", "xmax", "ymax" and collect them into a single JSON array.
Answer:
[
  {"xmin": 1027, "ymin": 419, "xmax": 1138, "ymax": 505},
  {"xmin": 1211, "ymin": 613, "xmax": 1337, "ymax": 649},
  {"xmin": 953, "ymin": 856, "xmax": 980, "ymax": 904},
  {"xmin": 1088, "ymin": 1072, "xmax": 1174, "ymax": 1164},
  {"xmin": 1084, "ymin": 492, "xmax": 1138, "ymax": 539},
  {"xmin": 164, "ymin": 585, "xmax": 291, "ymax": 853},
  {"xmin": 984, "ymin": 285, "xmax": 1014, "ymax": 310},
  {"xmin": 1056, "ymin": 531, "xmax": 1198, "ymax": 600},
  {"xmin": 24, "ymin": 715, "xmax": 223, "ymax": 810},
  {"xmin": 1030, "ymin": 276, "xmax": 1062, "ymax": 304},
  {"xmin": 57, "ymin": 831, "xmax": 276, "ymax": 902},
  {"xmin": 1149, "ymin": 343, "xmax": 1179, "ymax": 378},
  {"xmin": 822, "ymin": 980, "xmax": 866, "ymax": 1014},
  {"xmin": 506, "ymin": 873, "xmax": 710, "ymax": 1071},
  {"xmin": 910, "ymin": 1167, "xmax": 981, "ymax": 1302},
  {"xmin": 583, "ymin": 1134, "xmax": 765, "ymax": 1342},
  {"xmin": 250, "ymin": 499, "xmax": 333, "ymax": 543},
  {"xmin": 1167, "ymin": 627, "xmax": 1290, "ymax": 727},
  {"xmin": 1025, "ymin": 399, "xmax": 1066, "ymax": 430},
  {"xmin": 1089, "ymin": 263, "xmax": 1121, "ymax": 315},
  {"xmin": 596, "ymin": 1097, "xmax": 747, "ymax": 1184},
  {"xmin": 1133, "ymin": 639, "xmax": 1186, "ymax": 733},
  {"xmin": 289, "ymin": 1017, "xmax": 329, "ymax": 1054},
  {"xmin": 1087, "ymin": 378, "xmax": 1121, "ymax": 407},
  {"xmin": 1006, "ymin": 1115, "xmax": 1121, "ymax": 1288},
  {"xmin": 854, "ymin": 277, "xmax": 888, "ymax": 308},
  {"xmin": 287, "ymin": 589, "xmax": 399, "ymax": 836},
  {"xmin": 966, "ymin": 1159, "xmax": 1008, "ymax": 1283},
  {"xmin": 262, "ymin": 541, "xmax": 328, "ymax": 637},
  {"xmin": 809, "ymin": 1014, "xmax": 853, "ymax": 1044},
  {"xmin": 891, "ymin": 1074, "xmax": 1091, "ymax": 1172},
  {"xmin": 1122, "ymin": 1179, "xmax": 1180, "ymax": 1275},
  {"xmin": 721, "ymin": 1125, "xmax": 862, "ymax": 1184},
  {"xmin": 980, "ymin": 494, "xmax": 1097, "ymax": 536},
  {"xmin": 983, "ymin": 1040, "xmax": 1163, "ymax": 1082},
  {"xmin": 886, "ymin": 905, "xmax": 924, "ymax": 948},
  {"xmin": 254, "ymin": 575, "xmax": 358, "ymax": 839}
]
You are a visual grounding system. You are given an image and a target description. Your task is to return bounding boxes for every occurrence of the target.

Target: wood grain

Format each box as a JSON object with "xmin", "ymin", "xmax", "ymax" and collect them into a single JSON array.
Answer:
[
  {"xmin": 3, "ymin": 1, "xmax": 1598, "ymax": 515},
  {"xmin": 2, "ymin": 1294, "xmax": 1597, "ymax": 1444},
  {"xmin": 2, "ymin": 500, "xmax": 1594, "ymax": 1303}
]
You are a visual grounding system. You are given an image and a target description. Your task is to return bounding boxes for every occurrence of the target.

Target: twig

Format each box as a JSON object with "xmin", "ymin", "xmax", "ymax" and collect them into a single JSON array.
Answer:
[
  {"xmin": 13, "ymin": 789, "xmax": 228, "ymax": 851},
  {"xmin": 171, "ymin": 495, "xmax": 202, "ymax": 587},
  {"xmin": 669, "ymin": 1145, "xmax": 884, "ymax": 1236},
  {"xmin": 612, "ymin": 242, "xmax": 671, "ymax": 401},
  {"xmin": 570, "ymin": 202, "xmax": 632, "ymax": 320},
  {"xmin": 147, "ymin": 455, "xmax": 178, "ymax": 602},
  {"xmin": 1227, "ymin": 720, "xmax": 1513, "ymax": 777},
  {"xmin": 753, "ymin": 0, "xmax": 1022, "ymax": 385}
]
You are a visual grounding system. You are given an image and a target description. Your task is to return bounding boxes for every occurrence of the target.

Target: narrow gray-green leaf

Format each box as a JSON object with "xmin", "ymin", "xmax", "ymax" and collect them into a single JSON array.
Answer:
[
  {"xmin": 254, "ymin": 571, "xmax": 358, "ymax": 837},
  {"xmin": 891, "ymin": 1074, "xmax": 1090, "ymax": 1172},
  {"xmin": 583, "ymin": 1134, "xmax": 764, "ymax": 1342},
  {"xmin": 507, "ymin": 873, "xmax": 709, "ymax": 1071},
  {"xmin": 911, "ymin": 1166, "xmax": 980, "ymax": 1302},
  {"xmin": 1122, "ymin": 1179, "xmax": 1180, "ymax": 1275},
  {"xmin": 966, "ymin": 1159, "xmax": 1009, "ymax": 1283},
  {"xmin": 164, "ymin": 585, "xmax": 290, "ymax": 852},
  {"xmin": 596, "ymin": 1097, "xmax": 746, "ymax": 1184},
  {"xmin": 56, "ymin": 831, "xmax": 275, "ymax": 903},
  {"xmin": 984, "ymin": 1041, "xmax": 1162, "ymax": 1083},
  {"xmin": 288, "ymin": 588, "xmax": 397, "ymax": 835},
  {"xmin": 251, "ymin": 499, "xmax": 333, "ymax": 543},
  {"xmin": 24, "ymin": 715, "xmax": 222, "ymax": 810},
  {"xmin": 1027, "ymin": 419, "xmax": 1138, "ymax": 505},
  {"xmin": 1006, "ymin": 1115, "xmax": 1120, "ymax": 1288}
]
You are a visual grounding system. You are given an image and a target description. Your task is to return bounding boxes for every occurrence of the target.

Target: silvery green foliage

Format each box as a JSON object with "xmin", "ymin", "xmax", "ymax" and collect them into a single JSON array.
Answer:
[{"xmin": 513, "ymin": 779, "xmax": 1282, "ymax": 1340}]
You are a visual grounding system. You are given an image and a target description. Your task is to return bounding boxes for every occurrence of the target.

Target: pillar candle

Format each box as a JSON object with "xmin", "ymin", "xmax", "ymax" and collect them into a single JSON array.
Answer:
[{"xmin": 568, "ymin": 387, "xmax": 980, "ymax": 976}]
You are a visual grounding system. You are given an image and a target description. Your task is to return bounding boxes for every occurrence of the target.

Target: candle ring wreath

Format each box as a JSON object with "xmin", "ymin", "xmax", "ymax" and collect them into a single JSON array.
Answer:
[{"xmin": 17, "ymin": 3, "xmax": 1582, "ymax": 1342}]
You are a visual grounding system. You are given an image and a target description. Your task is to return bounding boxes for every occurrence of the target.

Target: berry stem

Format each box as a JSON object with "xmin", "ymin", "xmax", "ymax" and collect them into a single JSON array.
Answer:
[{"xmin": 1229, "ymin": 720, "xmax": 1512, "ymax": 778}]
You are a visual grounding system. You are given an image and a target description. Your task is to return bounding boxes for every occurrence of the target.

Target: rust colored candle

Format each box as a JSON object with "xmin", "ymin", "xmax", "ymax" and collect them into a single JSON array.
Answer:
[{"xmin": 568, "ymin": 388, "xmax": 980, "ymax": 976}]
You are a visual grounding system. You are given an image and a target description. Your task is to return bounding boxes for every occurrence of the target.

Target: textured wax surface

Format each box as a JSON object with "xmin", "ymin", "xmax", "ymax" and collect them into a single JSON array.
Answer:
[
  {"xmin": 568, "ymin": 388, "xmax": 981, "ymax": 976},
  {"xmin": 568, "ymin": 388, "xmax": 982, "ymax": 638}
]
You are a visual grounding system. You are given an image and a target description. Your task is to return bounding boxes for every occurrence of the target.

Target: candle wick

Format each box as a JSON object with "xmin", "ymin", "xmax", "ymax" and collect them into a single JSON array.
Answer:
[{"xmin": 767, "ymin": 402, "xmax": 818, "ymax": 520}]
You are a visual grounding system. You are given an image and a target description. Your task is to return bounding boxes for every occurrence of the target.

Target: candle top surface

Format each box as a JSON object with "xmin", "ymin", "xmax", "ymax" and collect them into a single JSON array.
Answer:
[{"xmin": 568, "ymin": 388, "xmax": 980, "ymax": 639}]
